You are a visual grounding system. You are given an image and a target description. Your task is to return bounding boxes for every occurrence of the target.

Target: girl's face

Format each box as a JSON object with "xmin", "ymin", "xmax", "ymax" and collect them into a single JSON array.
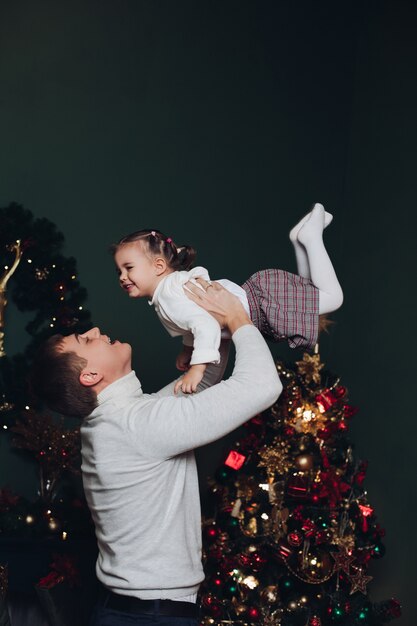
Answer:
[{"xmin": 115, "ymin": 243, "xmax": 161, "ymax": 299}]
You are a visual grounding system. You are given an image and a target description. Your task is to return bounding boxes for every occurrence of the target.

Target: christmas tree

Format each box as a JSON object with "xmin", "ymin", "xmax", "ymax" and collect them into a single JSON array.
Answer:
[
  {"xmin": 199, "ymin": 349, "xmax": 401, "ymax": 626},
  {"xmin": 0, "ymin": 203, "xmax": 93, "ymax": 537}
]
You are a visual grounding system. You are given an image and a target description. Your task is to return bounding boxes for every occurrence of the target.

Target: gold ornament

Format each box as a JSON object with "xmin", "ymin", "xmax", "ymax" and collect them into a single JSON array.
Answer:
[
  {"xmin": 289, "ymin": 403, "xmax": 328, "ymax": 436},
  {"xmin": 286, "ymin": 547, "xmax": 334, "ymax": 584},
  {"xmin": 294, "ymin": 453, "xmax": 314, "ymax": 471},
  {"xmin": 258, "ymin": 439, "xmax": 292, "ymax": 478},
  {"xmin": 295, "ymin": 353, "xmax": 324, "ymax": 385},
  {"xmin": 259, "ymin": 585, "xmax": 279, "ymax": 604},
  {"xmin": 240, "ymin": 516, "xmax": 257, "ymax": 537}
]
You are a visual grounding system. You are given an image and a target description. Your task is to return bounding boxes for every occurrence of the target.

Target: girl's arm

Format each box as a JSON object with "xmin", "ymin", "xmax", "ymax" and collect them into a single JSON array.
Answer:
[{"xmin": 151, "ymin": 339, "xmax": 231, "ymax": 399}]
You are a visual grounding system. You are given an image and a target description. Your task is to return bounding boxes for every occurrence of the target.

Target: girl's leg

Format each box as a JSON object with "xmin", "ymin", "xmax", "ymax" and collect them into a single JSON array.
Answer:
[
  {"xmin": 297, "ymin": 203, "xmax": 343, "ymax": 314},
  {"xmin": 289, "ymin": 206, "xmax": 333, "ymax": 278}
]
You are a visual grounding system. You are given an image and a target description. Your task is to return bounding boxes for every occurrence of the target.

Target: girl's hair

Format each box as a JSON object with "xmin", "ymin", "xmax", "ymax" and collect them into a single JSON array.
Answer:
[{"xmin": 111, "ymin": 229, "xmax": 196, "ymax": 271}]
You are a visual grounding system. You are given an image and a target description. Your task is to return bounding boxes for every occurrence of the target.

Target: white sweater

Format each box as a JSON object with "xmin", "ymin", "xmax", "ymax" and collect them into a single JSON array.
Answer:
[{"xmin": 80, "ymin": 325, "xmax": 281, "ymax": 599}]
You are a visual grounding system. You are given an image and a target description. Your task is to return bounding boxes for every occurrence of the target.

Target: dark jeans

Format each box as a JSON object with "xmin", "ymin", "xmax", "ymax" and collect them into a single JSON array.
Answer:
[{"xmin": 90, "ymin": 594, "xmax": 199, "ymax": 626}]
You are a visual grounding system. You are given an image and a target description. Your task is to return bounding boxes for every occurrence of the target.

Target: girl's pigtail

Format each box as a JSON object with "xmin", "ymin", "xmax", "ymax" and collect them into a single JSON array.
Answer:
[{"xmin": 174, "ymin": 245, "xmax": 196, "ymax": 271}]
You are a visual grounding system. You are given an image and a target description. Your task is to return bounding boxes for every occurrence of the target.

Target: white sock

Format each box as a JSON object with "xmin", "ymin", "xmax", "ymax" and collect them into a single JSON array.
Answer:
[{"xmin": 289, "ymin": 204, "xmax": 333, "ymax": 278}]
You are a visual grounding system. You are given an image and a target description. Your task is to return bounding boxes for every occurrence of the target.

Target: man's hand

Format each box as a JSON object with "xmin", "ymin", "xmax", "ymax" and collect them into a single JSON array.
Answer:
[
  {"xmin": 184, "ymin": 278, "xmax": 252, "ymax": 334},
  {"xmin": 174, "ymin": 363, "xmax": 207, "ymax": 394}
]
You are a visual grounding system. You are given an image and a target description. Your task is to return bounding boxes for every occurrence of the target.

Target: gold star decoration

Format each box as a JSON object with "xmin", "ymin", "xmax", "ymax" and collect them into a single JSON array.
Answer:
[
  {"xmin": 349, "ymin": 568, "xmax": 373, "ymax": 595},
  {"xmin": 295, "ymin": 353, "xmax": 324, "ymax": 385},
  {"xmin": 330, "ymin": 549, "xmax": 355, "ymax": 575}
]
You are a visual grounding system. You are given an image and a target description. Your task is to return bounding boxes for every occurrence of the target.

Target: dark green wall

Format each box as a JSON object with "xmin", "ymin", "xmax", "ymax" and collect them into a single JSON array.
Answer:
[{"xmin": 0, "ymin": 1, "xmax": 415, "ymax": 622}]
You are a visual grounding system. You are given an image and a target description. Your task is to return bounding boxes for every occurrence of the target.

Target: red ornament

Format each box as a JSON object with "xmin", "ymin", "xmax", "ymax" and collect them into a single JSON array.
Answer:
[
  {"xmin": 224, "ymin": 450, "xmax": 246, "ymax": 470},
  {"xmin": 201, "ymin": 594, "xmax": 223, "ymax": 618},
  {"xmin": 385, "ymin": 598, "xmax": 402, "ymax": 619},
  {"xmin": 316, "ymin": 425, "xmax": 335, "ymax": 441},
  {"xmin": 247, "ymin": 607, "xmax": 260, "ymax": 621},
  {"xmin": 37, "ymin": 571, "xmax": 64, "ymax": 589},
  {"xmin": 334, "ymin": 386, "xmax": 347, "ymax": 399},
  {"xmin": 302, "ymin": 519, "xmax": 317, "ymax": 538},
  {"xmin": 315, "ymin": 389, "xmax": 338, "ymax": 412},
  {"xmin": 358, "ymin": 504, "xmax": 374, "ymax": 533},
  {"xmin": 274, "ymin": 540, "xmax": 292, "ymax": 561},
  {"xmin": 283, "ymin": 426, "xmax": 296, "ymax": 437},
  {"xmin": 249, "ymin": 551, "xmax": 267, "ymax": 571},
  {"xmin": 287, "ymin": 475, "xmax": 310, "ymax": 499},
  {"xmin": 343, "ymin": 404, "xmax": 358, "ymax": 418},
  {"xmin": 204, "ymin": 525, "xmax": 219, "ymax": 542},
  {"xmin": 288, "ymin": 531, "xmax": 303, "ymax": 547},
  {"xmin": 308, "ymin": 617, "xmax": 322, "ymax": 626},
  {"xmin": 238, "ymin": 553, "xmax": 251, "ymax": 568},
  {"xmin": 354, "ymin": 461, "xmax": 368, "ymax": 487}
]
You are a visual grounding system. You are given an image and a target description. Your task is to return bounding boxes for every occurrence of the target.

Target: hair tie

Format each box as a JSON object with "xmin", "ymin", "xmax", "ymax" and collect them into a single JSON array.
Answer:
[{"xmin": 166, "ymin": 237, "xmax": 172, "ymax": 244}]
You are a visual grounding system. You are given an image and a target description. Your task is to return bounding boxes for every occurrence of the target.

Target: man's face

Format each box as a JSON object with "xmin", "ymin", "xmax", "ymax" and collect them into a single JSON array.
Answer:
[{"xmin": 59, "ymin": 327, "xmax": 132, "ymax": 389}]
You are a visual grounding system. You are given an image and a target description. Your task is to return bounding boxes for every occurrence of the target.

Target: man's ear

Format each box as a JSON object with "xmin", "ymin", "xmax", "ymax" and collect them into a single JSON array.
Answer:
[
  {"xmin": 79, "ymin": 370, "xmax": 104, "ymax": 387},
  {"xmin": 153, "ymin": 256, "xmax": 168, "ymax": 276}
]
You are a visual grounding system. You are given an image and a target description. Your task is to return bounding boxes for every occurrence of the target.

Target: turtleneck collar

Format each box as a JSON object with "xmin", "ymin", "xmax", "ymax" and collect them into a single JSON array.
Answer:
[{"xmin": 87, "ymin": 371, "xmax": 143, "ymax": 419}]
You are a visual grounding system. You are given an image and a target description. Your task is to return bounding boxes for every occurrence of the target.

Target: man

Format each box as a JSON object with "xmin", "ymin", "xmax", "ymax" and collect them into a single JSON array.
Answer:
[{"xmin": 32, "ymin": 280, "xmax": 282, "ymax": 626}]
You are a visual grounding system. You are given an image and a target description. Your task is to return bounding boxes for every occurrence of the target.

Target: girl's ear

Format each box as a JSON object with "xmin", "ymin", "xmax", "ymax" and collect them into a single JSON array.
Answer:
[{"xmin": 153, "ymin": 256, "xmax": 168, "ymax": 276}]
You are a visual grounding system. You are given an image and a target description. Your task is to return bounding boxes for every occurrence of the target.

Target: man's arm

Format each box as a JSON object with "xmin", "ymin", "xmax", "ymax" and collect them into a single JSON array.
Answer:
[
  {"xmin": 126, "ymin": 328, "xmax": 282, "ymax": 458},
  {"xmin": 126, "ymin": 325, "xmax": 281, "ymax": 458}
]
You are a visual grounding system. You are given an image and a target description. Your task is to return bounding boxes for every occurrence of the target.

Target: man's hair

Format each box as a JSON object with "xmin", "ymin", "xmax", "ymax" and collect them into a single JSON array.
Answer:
[{"xmin": 30, "ymin": 334, "xmax": 98, "ymax": 418}]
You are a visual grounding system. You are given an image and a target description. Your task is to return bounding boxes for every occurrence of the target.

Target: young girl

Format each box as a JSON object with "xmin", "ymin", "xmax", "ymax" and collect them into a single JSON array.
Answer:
[{"xmin": 113, "ymin": 203, "xmax": 343, "ymax": 394}]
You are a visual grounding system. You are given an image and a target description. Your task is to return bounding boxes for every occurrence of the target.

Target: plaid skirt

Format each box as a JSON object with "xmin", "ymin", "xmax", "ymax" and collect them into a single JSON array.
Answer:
[{"xmin": 241, "ymin": 269, "xmax": 319, "ymax": 350}]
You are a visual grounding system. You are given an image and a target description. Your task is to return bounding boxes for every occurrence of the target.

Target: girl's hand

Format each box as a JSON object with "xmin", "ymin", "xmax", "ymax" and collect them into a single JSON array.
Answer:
[
  {"xmin": 176, "ymin": 346, "xmax": 193, "ymax": 371},
  {"xmin": 174, "ymin": 363, "xmax": 207, "ymax": 394}
]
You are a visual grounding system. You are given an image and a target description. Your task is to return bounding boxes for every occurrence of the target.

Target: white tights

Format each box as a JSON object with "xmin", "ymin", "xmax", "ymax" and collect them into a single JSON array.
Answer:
[{"xmin": 289, "ymin": 203, "xmax": 343, "ymax": 315}]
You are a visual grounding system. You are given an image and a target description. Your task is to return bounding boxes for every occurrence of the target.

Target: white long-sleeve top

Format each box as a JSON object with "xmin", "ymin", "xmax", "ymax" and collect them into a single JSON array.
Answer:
[
  {"xmin": 80, "ymin": 325, "xmax": 281, "ymax": 600},
  {"xmin": 149, "ymin": 266, "xmax": 250, "ymax": 365}
]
